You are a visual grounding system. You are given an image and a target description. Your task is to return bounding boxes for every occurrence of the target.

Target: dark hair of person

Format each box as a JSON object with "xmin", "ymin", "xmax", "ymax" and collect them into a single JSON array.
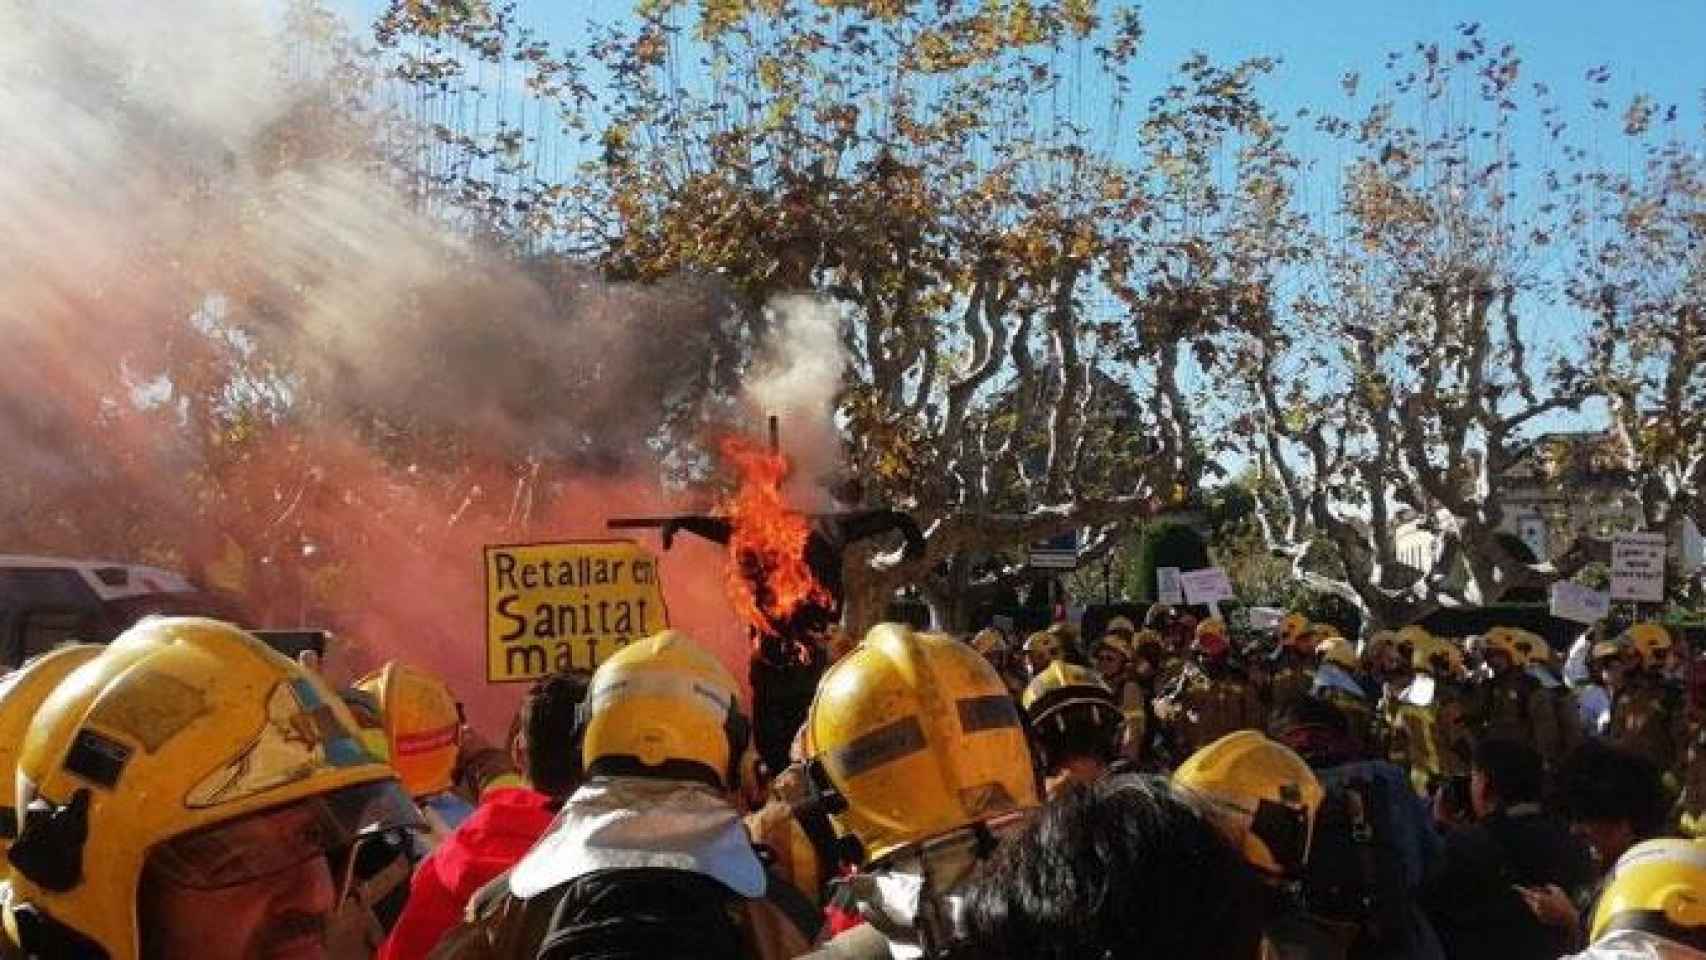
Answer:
[
  {"xmin": 1268, "ymin": 695, "xmax": 1358, "ymax": 768},
  {"xmin": 1553, "ymin": 740, "xmax": 1668, "ymax": 839},
  {"xmin": 962, "ymin": 774, "xmax": 1268, "ymax": 960},
  {"xmin": 1473, "ymin": 737, "xmax": 1544, "ymax": 807},
  {"xmin": 520, "ymin": 670, "xmax": 591, "ymax": 799}
]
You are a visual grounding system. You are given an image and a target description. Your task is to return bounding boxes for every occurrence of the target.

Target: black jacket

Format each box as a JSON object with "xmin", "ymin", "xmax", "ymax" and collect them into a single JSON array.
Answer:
[{"xmin": 1419, "ymin": 805, "xmax": 1596, "ymax": 960}]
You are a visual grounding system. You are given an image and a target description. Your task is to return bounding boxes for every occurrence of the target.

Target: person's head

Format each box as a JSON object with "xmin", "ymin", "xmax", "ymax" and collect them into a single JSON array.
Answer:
[
  {"xmin": 1314, "ymin": 634, "xmax": 1358, "ymax": 674},
  {"xmin": 1556, "ymin": 741, "xmax": 1669, "ymax": 870},
  {"xmin": 515, "ymin": 670, "xmax": 591, "ymax": 800},
  {"xmin": 1270, "ymin": 695, "xmax": 1359, "ymax": 769},
  {"xmin": 1624, "ymin": 622, "xmax": 1677, "ymax": 678},
  {"xmin": 1470, "ymin": 737, "xmax": 1544, "ymax": 819},
  {"xmin": 5, "ymin": 617, "xmax": 420, "ymax": 960},
  {"xmin": 971, "ymin": 627, "xmax": 1011, "ymax": 673},
  {"xmin": 1173, "ymin": 731, "xmax": 1324, "ymax": 882},
  {"xmin": 1194, "ymin": 618, "xmax": 1231, "ymax": 665},
  {"xmin": 350, "ymin": 661, "xmax": 463, "ymax": 800},
  {"xmin": 803, "ymin": 624, "xmax": 1039, "ymax": 868},
  {"xmin": 1589, "ymin": 639, "xmax": 1623, "ymax": 686},
  {"xmin": 1093, "ymin": 631, "xmax": 1133, "ymax": 684},
  {"xmin": 1022, "ymin": 662, "xmax": 1123, "ymax": 779},
  {"xmin": 0, "ymin": 644, "xmax": 101, "ymax": 864},
  {"xmin": 1278, "ymin": 613, "xmax": 1312, "ymax": 654},
  {"xmin": 1588, "ymin": 839, "xmax": 1706, "ymax": 952},
  {"xmin": 1411, "ymin": 632, "xmax": 1464, "ymax": 681},
  {"xmin": 962, "ymin": 774, "xmax": 1269, "ymax": 960},
  {"xmin": 1482, "ymin": 628, "xmax": 1525, "ymax": 678},
  {"xmin": 1023, "ymin": 628, "xmax": 1065, "ymax": 676},
  {"xmin": 577, "ymin": 629, "xmax": 750, "ymax": 795}
]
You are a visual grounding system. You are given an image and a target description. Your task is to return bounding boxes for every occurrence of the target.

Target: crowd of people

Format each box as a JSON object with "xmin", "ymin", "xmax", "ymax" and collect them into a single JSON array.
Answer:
[{"xmin": 0, "ymin": 609, "xmax": 1701, "ymax": 960}]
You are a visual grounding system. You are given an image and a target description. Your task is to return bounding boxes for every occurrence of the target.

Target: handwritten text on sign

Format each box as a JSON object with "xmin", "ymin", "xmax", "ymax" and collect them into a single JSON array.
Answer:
[
  {"xmin": 485, "ymin": 541, "xmax": 668, "ymax": 682},
  {"xmin": 1610, "ymin": 532, "xmax": 1667, "ymax": 604}
]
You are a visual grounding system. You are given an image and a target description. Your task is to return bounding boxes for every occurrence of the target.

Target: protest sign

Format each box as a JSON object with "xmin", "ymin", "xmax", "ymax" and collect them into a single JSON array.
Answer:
[
  {"xmin": 485, "ymin": 540, "xmax": 668, "ymax": 682},
  {"xmin": 1610, "ymin": 532, "xmax": 1666, "ymax": 603}
]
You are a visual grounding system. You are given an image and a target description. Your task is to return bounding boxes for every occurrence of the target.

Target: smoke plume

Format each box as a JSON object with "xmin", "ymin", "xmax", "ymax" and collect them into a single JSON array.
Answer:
[
  {"xmin": 742, "ymin": 296, "xmax": 850, "ymax": 510},
  {"xmin": 0, "ymin": 0, "xmax": 756, "ymax": 733}
]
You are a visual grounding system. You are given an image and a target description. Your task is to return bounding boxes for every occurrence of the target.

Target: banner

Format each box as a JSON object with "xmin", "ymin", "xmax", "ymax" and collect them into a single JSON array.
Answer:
[
  {"xmin": 1549, "ymin": 581, "xmax": 1610, "ymax": 625},
  {"xmin": 1610, "ymin": 532, "xmax": 1667, "ymax": 603},
  {"xmin": 485, "ymin": 540, "xmax": 669, "ymax": 682},
  {"xmin": 1179, "ymin": 567, "xmax": 1235, "ymax": 605}
]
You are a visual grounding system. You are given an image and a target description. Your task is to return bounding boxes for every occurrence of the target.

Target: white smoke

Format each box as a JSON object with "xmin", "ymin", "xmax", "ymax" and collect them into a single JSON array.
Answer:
[{"xmin": 745, "ymin": 295, "xmax": 850, "ymax": 510}]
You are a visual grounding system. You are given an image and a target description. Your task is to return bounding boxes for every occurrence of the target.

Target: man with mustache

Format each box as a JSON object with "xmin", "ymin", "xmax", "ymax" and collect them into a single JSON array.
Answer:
[{"xmin": 0, "ymin": 617, "xmax": 423, "ymax": 960}]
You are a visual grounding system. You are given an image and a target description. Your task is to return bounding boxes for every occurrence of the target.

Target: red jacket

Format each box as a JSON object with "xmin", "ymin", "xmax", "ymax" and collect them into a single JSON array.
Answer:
[{"xmin": 379, "ymin": 787, "xmax": 558, "ymax": 960}]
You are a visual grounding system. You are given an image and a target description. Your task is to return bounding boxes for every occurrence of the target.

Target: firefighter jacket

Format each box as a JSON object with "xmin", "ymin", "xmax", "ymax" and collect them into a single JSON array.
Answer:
[
  {"xmin": 1473, "ymin": 673, "xmax": 1568, "ymax": 770},
  {"xmin": 1393, "ymin": 675, "xmax": 1474, "ymax": 793},
  {"xmin": 1609, "ymin": 678, "xmax": 1688, "ymax": 776},
  {"xmin": 1268, "ymin": 652, "xmax": 1316, "ymax": 716},
  {"xmin": 1159, "ymin": 661, "xmax": 1266, "ymax": 757}
]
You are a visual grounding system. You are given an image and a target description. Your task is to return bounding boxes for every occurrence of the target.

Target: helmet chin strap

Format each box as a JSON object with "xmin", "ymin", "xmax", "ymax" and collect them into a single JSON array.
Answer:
[{"xmin": 9, "ymin": 788, "xmax": 90, "ymax": 894}]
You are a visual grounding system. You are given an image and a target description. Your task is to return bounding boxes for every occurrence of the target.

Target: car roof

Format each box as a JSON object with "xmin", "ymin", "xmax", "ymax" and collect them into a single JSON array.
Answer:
[{"xmin": 0, "ymin": 555, "xmax": 197, "ymax": 600}]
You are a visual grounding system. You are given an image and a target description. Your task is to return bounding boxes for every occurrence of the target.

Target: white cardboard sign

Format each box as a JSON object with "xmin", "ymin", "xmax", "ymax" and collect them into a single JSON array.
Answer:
[
  {"xmin": 1156, "ymin": 567, "xmax": 1184, "ymax": 605},
  {"xmin": 1179, "ymin": 567, "xmax": 1235, "ymax": 605},
  {"xmin": 1549, "ymin": 581, "xmax": 1610, "ymax": 625},
  {"xmin": 1610, "ymin": 532, "xmax": 1667, "ymax": 603}
]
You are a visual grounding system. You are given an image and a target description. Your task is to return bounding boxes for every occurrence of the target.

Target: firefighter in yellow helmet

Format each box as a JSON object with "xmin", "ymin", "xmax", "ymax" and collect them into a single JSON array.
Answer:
[
  {"xmin": 348, "ymin": 661, "xmax": 478, "ymax": 841},
  {"xmin": 1022, "ymin": 625, "xmax": 1068, "ymax": 677},
  {"xmin": 797, "ymin": 624, "xmax": 1039, "ymax": 959},
  {"xmin": 446, "ymin": 629, "xmax": 815, "ymax": 960},
  {"xmin": 971, "ymin": 627, "xmax": 1026, "ymax": 698},
  {"xmin": 1473, "ymin": 628, "xmax": 1570, "ymax": 773},
  {"xmin": 1311, "ymin": 632, "xmax": 1375, "ymax": 758},
  {"xmin": 1564, "ymin": 838, "xmax": 1706, "ymax": 958},
  {"xmin": 1022, "ymin": 662, "xmax": 1128, "ymax": 795},
  {"xmin": 0, "ymin": 645, "xmax": 100, "ymax": 865},
  {"xmin": 1093, "ymin": 618, "xmax": 1150, "ymax": 764},
  {"xmin": 1393, "ymin": 630, "xmax": 1475, "ymax": 797},
  {"xmin": 1267, "ymin": 614, "xmax": 1319, "ymax": 717},
  {"xmin": 1608, "ymin": 623, "xmax": 1689, "ymax": 778},
  {"xmin": 1174, "ymin": 731, "xmax": 1337, "ymax": 958},
  {"xmin": 0, "ymin": 617, "xmax": 423, "ymax": 960},
  {"xmin": 1155, "ymin": 618, "xmax": 1265, "ymax": 759}
]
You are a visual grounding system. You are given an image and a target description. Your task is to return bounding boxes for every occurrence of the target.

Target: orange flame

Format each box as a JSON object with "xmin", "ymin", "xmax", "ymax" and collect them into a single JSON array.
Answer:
[{"xmin": 718, "ymin": 435, "xmax": 832, "ymax": 640}]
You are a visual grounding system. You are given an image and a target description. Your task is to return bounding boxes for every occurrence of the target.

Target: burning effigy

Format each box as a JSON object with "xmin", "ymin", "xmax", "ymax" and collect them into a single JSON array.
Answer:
[{"xmin": 611, "ymin": 430, "xmax": 922, "ymax": 777}]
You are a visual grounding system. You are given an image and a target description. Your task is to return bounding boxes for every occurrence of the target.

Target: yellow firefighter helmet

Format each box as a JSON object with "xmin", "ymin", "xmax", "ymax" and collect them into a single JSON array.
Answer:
[
  {"xmin": 1021, "ymin": 662, "xmax": 1121, "ymax": 732},
  {"xmin": 1411, "ymin": 634, "xmax": 1465, "ymax": 678},
  {"xmin": 1481, "ymin": 627, "xmax": 1528, "ymax": 667},
  {"xmin": 1316, "ymin": 635, "xmax": 1359, "ymax": 671},
  {"xmin": 579, "ymin": 629, "xmax": 750, "ymax": 792},
  {"xmin": 1588, "ymin": 838, "xmax": 1706, "ymax": 947},
  {"xmin": 971, "ymin": 628, "xmax": 1008, "ymax": 656},
  {"xmin": 1510, "ymin": 630, "xmax": 1551, "ymax": 666},
  {"xmin": 353, "ymin": 661, "xmax": 463, "ymax": 799},
  {"xmin": 1174, "ymin": 730, "xmax": 1324, "ymax": 879},
  {"xmin": 3, "ymin": 617, "xmax": 418, "ymax": 960},
  {"xmin": 1195, "ymin": 617, "xmax": 1231, "ymax": 657},
  {"xmin": 1396, "ymin": 625, "xmax": 1433, "ymax": 655},
  {"xmin": 805, "ymin": 624, "xmax": 1038, "ymax": 865},
  {"xmin": 1095, "ymin": 631, "xmax": 1135, "ymax": 661},
  {"xmin": 1623, "ymin": 622, "xmax": 1675, "ymax": 669},
  {"xmin": 0, "ymin": 645, "xmax": 101, "ymax": 862},
  {"xmin": 1105, "ymin": 616, "xmax": 1137, "ymax": 636},
  {"xmin": 1023, "ymin": 629, "xmax": 1065, "ymax": 663},
  {"xmin": 1279, "ymin": 613, "xmax": 1312, "ymax": 650}
]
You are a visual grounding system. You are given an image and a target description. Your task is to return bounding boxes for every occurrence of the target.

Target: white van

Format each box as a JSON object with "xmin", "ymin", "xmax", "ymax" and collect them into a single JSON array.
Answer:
[{"xmin": 0, "ymin": 556, "xmax": 246, "ymax": 668}]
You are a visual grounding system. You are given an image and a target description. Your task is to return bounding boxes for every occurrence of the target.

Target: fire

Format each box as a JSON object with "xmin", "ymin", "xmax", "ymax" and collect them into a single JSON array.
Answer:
[{"xmin": 717, "ymin": 435, "xmax": 832, "ymax": 641}]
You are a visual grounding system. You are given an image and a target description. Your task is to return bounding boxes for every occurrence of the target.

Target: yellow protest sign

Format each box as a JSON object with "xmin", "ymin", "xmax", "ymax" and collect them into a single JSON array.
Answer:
[{"xmin": 484, "ymin": 540, "xmax": 669, "ymax": 682}]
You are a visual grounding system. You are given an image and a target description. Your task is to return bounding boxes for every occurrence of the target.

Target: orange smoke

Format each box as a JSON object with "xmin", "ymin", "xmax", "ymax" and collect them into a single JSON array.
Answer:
[{"xmin": 718, "ymin": 435, "xmax": 832, "ymax": 641}]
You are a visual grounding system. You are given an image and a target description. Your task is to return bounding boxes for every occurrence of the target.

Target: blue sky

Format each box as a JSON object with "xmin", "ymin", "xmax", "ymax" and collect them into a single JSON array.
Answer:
[
  {"xmin": 331, "ymin": 0, "xmax": 1702, "ymax": 439},
  {"xmin": 336, "ymin": 0, "xmax": 1706, "ymax": 136}
]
